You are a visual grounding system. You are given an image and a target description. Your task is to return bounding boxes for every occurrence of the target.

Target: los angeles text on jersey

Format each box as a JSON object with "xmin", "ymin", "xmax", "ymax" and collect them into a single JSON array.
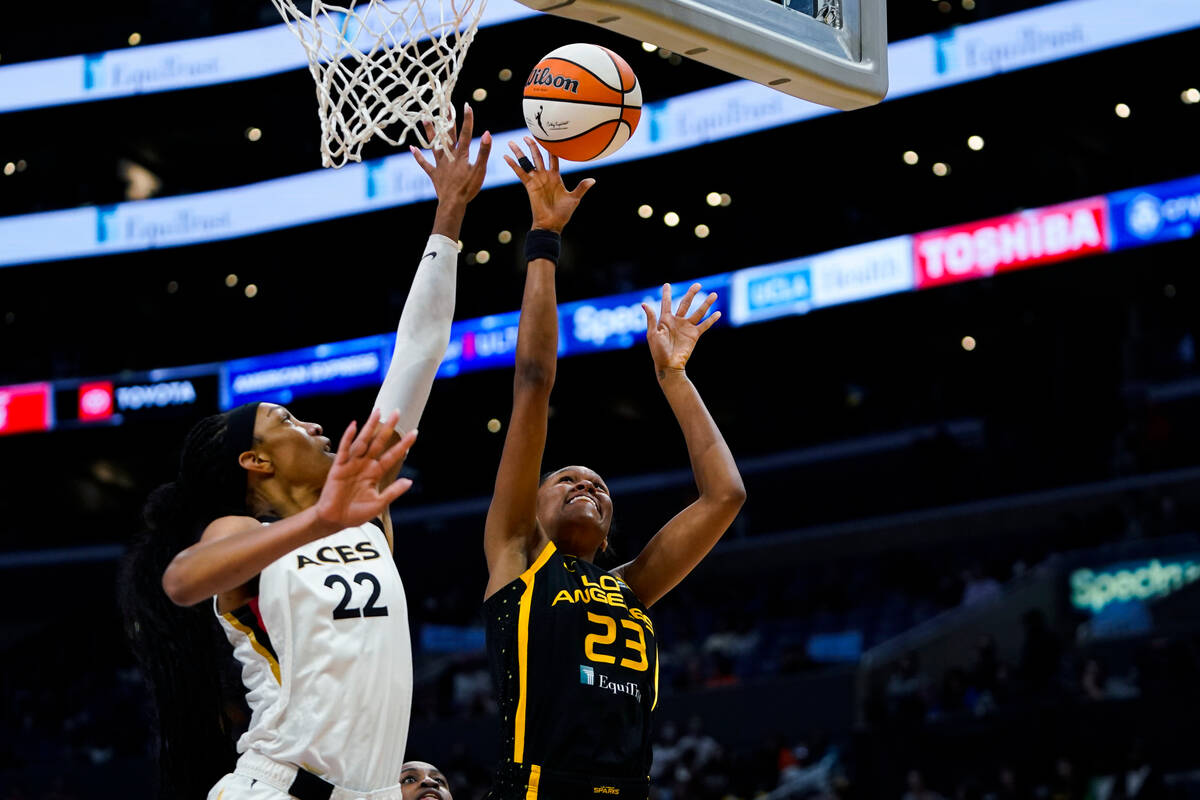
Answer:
[
  {"xmin": 550, "ymin": 573, "xmax": 655, "ymax": 634},
  {"xmin": 295, "ymin": 540, "xmax": 382, "ymax": 569}
]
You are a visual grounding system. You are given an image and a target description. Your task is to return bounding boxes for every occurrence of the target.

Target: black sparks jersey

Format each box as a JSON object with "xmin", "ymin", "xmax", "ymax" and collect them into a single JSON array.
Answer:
[{"xmin": 484, "ymin": 541, "xmax": 658, "ymax": 800}]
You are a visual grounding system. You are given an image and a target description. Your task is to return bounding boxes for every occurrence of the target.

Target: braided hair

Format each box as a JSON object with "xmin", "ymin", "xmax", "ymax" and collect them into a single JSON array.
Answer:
[{"xmin": 117, "ymin": 406, "xmax": 260, "ymax": 799}]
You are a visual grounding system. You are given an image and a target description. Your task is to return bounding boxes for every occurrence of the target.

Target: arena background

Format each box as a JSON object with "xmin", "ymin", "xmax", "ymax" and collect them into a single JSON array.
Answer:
[{"xmin": 2, "ymin": 1, "xmax": 1200, "ymax": 797}]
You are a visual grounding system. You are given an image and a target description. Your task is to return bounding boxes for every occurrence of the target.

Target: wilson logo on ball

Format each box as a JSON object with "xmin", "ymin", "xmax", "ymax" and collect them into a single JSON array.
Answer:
[
  {"xmin": 526, "ymin": 67, "xmax": 581, "ymax": 94},
  {"xmin": 522, "ymin": 43, "xmax": 643, "ymax": 162}
]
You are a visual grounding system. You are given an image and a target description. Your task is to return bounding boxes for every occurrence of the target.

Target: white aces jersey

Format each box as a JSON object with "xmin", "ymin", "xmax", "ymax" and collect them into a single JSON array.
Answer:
[{"xmin": 215, "ymin": 519, "xmax": 412, "ymax": 792}]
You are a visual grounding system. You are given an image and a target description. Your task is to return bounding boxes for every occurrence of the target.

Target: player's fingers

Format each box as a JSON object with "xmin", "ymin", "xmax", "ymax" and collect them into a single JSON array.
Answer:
[
  {"xmin": 503, "ymin": 154, "xmax": 529, "ymax": 182},
  {"xmin": 409, "ymin": 146, "xmax": 436, "ymax": 178},
  {"xmin": 353, "ymin": 408, "xmax": 382, "ymax": 458},
  {"xmin": 366, "ymin": 410, "xmax": 401, "ymax": 459},
  {"xmin": 430, "ymin": 123, "xmax": 450, "ymax": 163},
  {"xmin": 524, "ymin": 137, "xmax": 548, "ymax": 171},
  {"xmin": 507, "ymin": 140, "xmax": 531, "ymax": 165},
  {"xmin": 335, "ymin": 420, "xmax": 357, "ymax": 465},
  {"xmin": 689, "ymin": 292, "xmax": 718, "ymax": 324},
  {"xmin": 641, "ymin": 302, "xmax": 657, "ymax": 332},
  {"xmin": 660, "ymin": 283, "xmax": 672, "ymax": 321},
  {"xmin": 473, "ymin": 131, "xmax": 493, "ymax": 174},
  {"xmin": 380, "ymin": 477, "xmax": 415, "ymax": 505},
  {"xmin": 549, "ymin": 153, "xmax": 560, "ymax": 174},
  {"xmin": 570, "ymin": 178, "xmax": 596, "ymax": 199},
  {"xmin": 696, "ymin": 310, "xmax": 722, "ymax": 336},
  {"xmin": 457, "ymin": 103, "xmax": 475, "ymax": 157},
  {"xmin": 676, "ymin": 283, "xmax": 702, "ymax": 319},
  {"xmin": 379, "ymin": 428, "xmax": 418, "ymax": 473}
]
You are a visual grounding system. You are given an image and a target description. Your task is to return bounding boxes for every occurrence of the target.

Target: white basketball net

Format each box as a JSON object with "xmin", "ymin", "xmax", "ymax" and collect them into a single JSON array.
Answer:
[{"xmin": 269, "ymin": 0, "xmax": 488, "ymax": 168}]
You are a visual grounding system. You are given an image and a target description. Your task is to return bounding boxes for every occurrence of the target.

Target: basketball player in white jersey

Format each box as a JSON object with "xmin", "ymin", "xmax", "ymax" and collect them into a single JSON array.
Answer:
[{"xmin": 119, "ymin": 106, "xmax": 491, "ymax": 800}]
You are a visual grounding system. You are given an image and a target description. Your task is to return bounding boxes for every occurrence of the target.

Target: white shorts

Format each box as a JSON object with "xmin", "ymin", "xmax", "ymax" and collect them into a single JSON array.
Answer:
[
  {"xmin": 208, "ymin": 772, "xmax": 288, "ymax": 800},
  {"xmin": 207, "ymin": 751, "xmax": 407, "ymax": 800}
]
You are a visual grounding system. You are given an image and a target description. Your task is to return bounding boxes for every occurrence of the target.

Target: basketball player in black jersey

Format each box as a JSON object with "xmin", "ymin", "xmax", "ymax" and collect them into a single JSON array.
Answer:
[{"xmin": 482, "ymin": 139, "xmax": 746, "ymax": 800}]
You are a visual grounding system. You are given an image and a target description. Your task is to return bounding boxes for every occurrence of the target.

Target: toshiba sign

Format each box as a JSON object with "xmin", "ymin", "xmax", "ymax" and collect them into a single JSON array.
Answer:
[{"xmin": 914, "ymin": 197, "xmax": 1111, "ymax": 288}]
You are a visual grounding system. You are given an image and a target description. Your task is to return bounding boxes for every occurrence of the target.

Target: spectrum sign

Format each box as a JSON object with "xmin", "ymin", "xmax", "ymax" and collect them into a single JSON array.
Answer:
[
  {"xmin": 914, "ymin": 197, "xmax": 1110, "ymax": 288},
  {"xmin": 1070, "ymin": 556, "xmax": 1200, "ymax": 614}
]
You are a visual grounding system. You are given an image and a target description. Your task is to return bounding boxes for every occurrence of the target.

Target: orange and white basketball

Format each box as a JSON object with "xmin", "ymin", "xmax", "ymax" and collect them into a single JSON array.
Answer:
[{"xmin": 522, "ymin": 43, "xmax": 642, "ymax": 162}]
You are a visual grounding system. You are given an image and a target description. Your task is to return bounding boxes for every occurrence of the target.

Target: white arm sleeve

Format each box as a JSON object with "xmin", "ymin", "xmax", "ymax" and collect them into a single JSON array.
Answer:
[{"xmin": 373, "ymin": 233, "xmax": 459, "ymax": 434}]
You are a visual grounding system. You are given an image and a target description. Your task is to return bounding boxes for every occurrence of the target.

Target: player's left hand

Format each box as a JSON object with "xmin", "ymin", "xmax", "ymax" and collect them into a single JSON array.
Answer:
[
  {"xmin": 642, "ymin": 283, "xmax": 720, "ymax": 376},
  {"xmin": 411, "ymin": 103, "xmax": 492, "ymax": 207}
]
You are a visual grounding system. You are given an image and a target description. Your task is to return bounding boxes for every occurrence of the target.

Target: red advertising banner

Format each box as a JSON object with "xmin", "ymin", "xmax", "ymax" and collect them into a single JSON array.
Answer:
[
  {"xmin": 914, "ymin": 197, "xmax": 1111, "ymax": 289},
  {"xmin": 78, "ymin": 381, "xmax": 114, "ymax": 421},
  {"xmin": 0, "ymin": 382, "xmax": 52, "ymax": 435}
]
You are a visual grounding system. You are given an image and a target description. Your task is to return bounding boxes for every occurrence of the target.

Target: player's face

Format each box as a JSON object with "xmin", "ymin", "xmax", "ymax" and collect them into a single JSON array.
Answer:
[
  {"xmin": 251, "ymin": 403, "xmax": 334, "ymax": 486},
  {"xmin": 400, "ymin": 762, "xmax": 453, "ymax": 800},
  {"xmin": 536, "ymin": 466, "xmax": 613, "ymax": 551}
]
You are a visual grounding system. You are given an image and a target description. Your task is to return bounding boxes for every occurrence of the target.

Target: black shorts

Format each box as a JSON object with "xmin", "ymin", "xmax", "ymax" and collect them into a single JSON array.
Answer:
[{"xmin": 486, "ymin": 764, "xmax": 649, "ymax": 800}]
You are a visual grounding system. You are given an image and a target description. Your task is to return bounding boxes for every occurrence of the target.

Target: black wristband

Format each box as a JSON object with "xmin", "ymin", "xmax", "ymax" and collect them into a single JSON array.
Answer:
[{"xmin": 525, "ymin": 229, "xmax": 561, "ymax": 264}]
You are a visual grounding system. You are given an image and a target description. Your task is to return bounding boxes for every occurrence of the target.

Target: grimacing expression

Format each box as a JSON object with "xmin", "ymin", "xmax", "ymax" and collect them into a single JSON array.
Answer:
[
  {"xmin": 400, "ymin": 761, "xmax": 452, "ymax": 800},
  {"xmin": 249, "ymin": 403, "xmax": 333, "ymax": 484},
  {"xmin": 536, "ymin": 466, "xmax": 613, "ymax": 546}
]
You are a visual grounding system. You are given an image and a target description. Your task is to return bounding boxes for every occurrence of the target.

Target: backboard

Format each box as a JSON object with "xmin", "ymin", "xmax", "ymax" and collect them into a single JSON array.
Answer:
[{"xmin": 514, "ymin": 0, "xmax": 887, "ymax": 110}]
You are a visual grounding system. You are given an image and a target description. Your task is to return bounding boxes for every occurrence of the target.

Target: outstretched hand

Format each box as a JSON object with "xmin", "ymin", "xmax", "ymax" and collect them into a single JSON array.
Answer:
[
  {"xmin": 315, "ymin": 409, "xmax": 418, "ymax": 531},
  {"xmin": 503, "ymin": 137, "xmax": 595, "ymax": 233},
  {"xmin": 642, "ymin": 283, "xmax": 721, "ymax": 375},
  {"xmin": 411, "ymin": 103, "xmax": 492, "ymax": 208}
]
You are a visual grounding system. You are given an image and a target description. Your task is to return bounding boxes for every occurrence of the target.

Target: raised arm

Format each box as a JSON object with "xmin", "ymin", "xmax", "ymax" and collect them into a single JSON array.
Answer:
[
  {"xmin": 615, "ymin": 283, "xmax": 746, "ymax": 607},
  {"xmin": 162, "ymin": 410, "xmax": 417, "ymax": 607},
  {"xmin": 483, "ymin": 139, "xmax": 594, "ymax": 599},
  {"xmin": 371, "ymin": 106, "xmax": 491, "ymax": 547}
]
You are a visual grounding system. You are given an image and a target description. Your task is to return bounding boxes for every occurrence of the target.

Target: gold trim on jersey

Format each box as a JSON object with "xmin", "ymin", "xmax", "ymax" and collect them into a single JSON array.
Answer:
[
  {"xmin": 514, "ymin": 541, "xmax": 557, "ymax": 764},
  {"xmin": 222, "ymin": 611, "xmax": 282, "ymax": 685},
  {"xmin": 652, "ymin": 642, "xmax": 660, "ymax": 711},
  {"xmin": 525, "ymin": 763, "xmax": 542, "ymax": 799}
]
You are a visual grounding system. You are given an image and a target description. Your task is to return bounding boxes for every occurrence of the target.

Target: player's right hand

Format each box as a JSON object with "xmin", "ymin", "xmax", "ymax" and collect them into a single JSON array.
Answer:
[
  {"xmin": 503, "ymin": 137, "xmax": 595, "ymax": 233},
  {"xmin": 315, "ymin": 409, "xmax": 417, "ymax": 532},
  {"xmin": 411, "ymin": 103, "xmax": 492, "ymax": 208}
]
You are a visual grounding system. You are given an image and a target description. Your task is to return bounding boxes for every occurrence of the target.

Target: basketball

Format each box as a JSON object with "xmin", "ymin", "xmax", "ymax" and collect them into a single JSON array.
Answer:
[{"xmin": 522, "ymin": 43, "xmax": 642, "ymax": 162}]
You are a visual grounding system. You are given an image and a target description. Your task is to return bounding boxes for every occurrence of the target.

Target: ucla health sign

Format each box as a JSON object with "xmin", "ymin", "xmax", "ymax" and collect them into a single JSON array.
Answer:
[
  {"xmin": 1109, "ymin": 175, "xmax": 1200, "ymax": 251},
  {"xmin": 729, "ymin": 237, "xmax": 914, "ymax": 326}
]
